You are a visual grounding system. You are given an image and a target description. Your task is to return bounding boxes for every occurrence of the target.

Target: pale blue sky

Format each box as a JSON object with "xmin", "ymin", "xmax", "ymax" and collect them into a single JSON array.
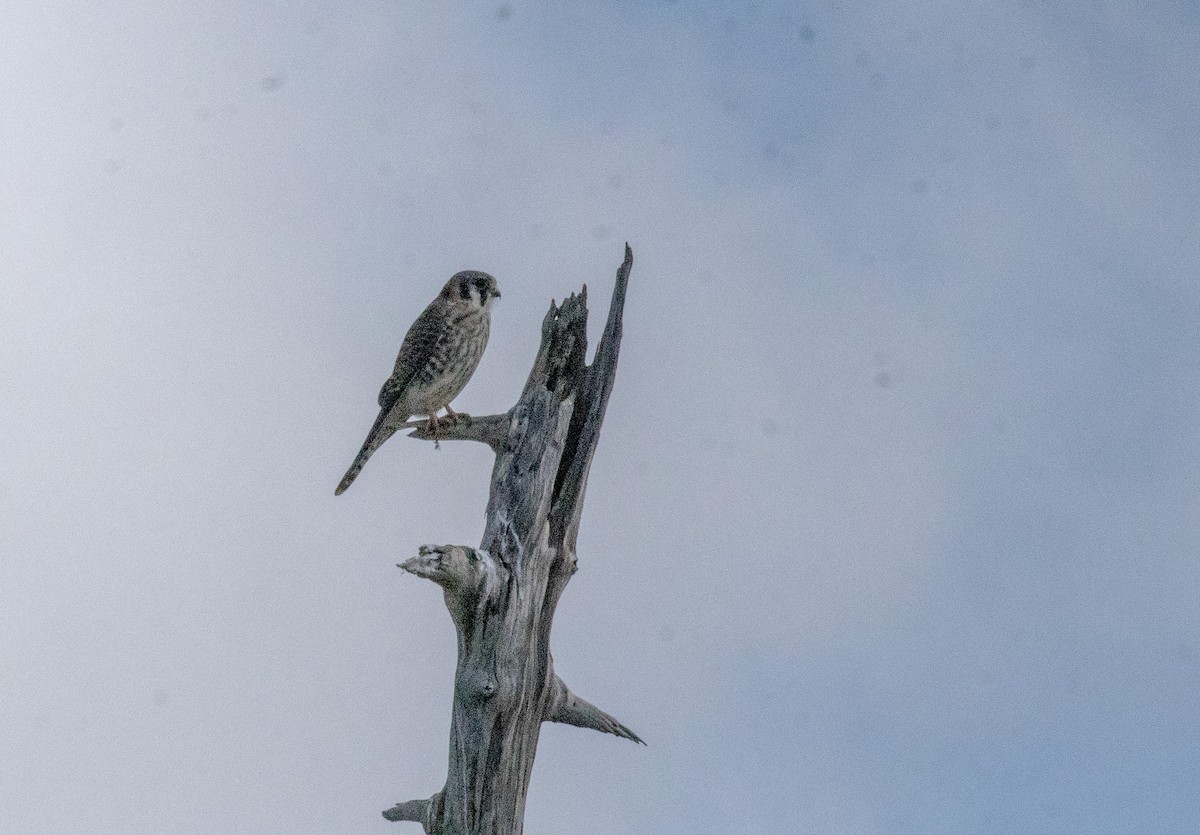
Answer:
[{"xmin": 2, "ymin": 2, "xmax": 1198, "ymax": 833}]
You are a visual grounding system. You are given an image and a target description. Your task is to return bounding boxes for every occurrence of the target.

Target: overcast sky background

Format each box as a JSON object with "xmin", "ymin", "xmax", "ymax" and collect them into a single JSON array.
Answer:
[{"xmin": 2, "ymin": 2, "xmax": 1199, "ymax": 833}]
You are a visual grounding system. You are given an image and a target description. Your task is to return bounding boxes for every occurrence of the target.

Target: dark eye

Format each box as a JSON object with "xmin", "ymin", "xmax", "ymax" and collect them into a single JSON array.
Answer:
[{"xmin": 473, "ymin": 278, "xmax": 490, "ymax": 299}]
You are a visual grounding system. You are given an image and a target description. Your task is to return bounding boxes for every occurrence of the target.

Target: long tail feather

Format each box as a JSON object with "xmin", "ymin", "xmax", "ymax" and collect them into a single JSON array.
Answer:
[{"xmin": 335, "ymin": 409, "xmax": 400, "ymax": 495}]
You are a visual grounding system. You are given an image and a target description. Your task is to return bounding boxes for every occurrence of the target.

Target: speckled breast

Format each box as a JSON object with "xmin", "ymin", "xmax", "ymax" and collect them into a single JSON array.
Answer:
[{"xmin": 407, "ymin": 310, "xmax": 490, "ymax": 410}]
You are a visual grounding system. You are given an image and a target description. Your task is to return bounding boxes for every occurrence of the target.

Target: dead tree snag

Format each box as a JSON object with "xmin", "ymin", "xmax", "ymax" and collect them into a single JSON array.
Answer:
[{"xmin": 383, "ymin": 245, "xmax": 641, "ymax": 834}]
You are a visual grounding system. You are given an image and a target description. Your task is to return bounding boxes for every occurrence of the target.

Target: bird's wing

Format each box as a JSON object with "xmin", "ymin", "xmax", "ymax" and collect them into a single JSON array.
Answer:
[{"xmin": 378, "ymin": 298, "xmax": 446, "ymax": 410}]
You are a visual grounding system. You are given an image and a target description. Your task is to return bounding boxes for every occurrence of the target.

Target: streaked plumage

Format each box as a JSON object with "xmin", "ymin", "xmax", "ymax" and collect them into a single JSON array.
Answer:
[{"xmin": 335, "ymin": 271, "xmax": 500, "ymax": 495}]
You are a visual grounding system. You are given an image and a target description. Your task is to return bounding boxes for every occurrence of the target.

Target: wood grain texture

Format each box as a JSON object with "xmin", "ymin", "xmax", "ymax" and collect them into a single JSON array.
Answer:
[{"xmin": 385, "ymin": 246, "xmax": 638, "ymax": 834}]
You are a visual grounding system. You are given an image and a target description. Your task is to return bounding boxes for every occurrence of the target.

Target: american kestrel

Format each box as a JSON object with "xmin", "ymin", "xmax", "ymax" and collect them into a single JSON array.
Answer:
[{"xmin": 335, "ymin": 271, "xmax": 500, "ymax": 495}]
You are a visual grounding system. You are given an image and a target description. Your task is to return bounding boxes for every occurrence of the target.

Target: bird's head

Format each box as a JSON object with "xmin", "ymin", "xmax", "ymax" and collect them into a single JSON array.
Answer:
[{"xmin": 443, "ymin": 270, "xmax": 500, "ymax": 311}]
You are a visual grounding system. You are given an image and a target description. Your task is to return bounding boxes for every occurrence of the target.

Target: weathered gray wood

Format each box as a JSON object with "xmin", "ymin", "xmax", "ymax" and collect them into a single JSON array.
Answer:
[
  {"xmin": 385, "ymin": 246, "xmax": 639, "ymax": 834},
  {"xmin": 382, "ymin": 798, "xmax": 435, "ymax": 827},
  {"xmin": 546, "ymin": 675, "xmax": 644, "ymax": 745}
]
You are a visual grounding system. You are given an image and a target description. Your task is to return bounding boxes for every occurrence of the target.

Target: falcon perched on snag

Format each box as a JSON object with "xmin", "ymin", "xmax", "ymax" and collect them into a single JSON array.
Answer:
[{"xmin": 335, "ymin": 271, "xmax": 500, "ymax": 495}]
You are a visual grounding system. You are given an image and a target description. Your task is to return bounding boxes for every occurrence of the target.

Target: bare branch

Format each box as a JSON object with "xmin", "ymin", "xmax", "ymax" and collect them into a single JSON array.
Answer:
[
  {"xmin": 398, "ymin": 545, "xmax": 505, "ymax": 635},
  {"xmin": 382, "ymin": 795, "xmax": 438, "ymax": 831},
  {"xmin": 546, "ymin": 675, "xmax": 644, "ymax": 745},
  {"xmin": 398, "ymin": 545, "xmax": 489, "ymax": 593},
  {"xmin": 403, "ymin": 412, "xmax": 510, "ymax": 450}
]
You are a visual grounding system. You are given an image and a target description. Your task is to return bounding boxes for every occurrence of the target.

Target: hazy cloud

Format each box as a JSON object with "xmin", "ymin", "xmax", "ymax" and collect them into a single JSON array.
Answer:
[{"xmin": 2, "ymin": 2, "xmax": 1197, "ymax": 833}]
